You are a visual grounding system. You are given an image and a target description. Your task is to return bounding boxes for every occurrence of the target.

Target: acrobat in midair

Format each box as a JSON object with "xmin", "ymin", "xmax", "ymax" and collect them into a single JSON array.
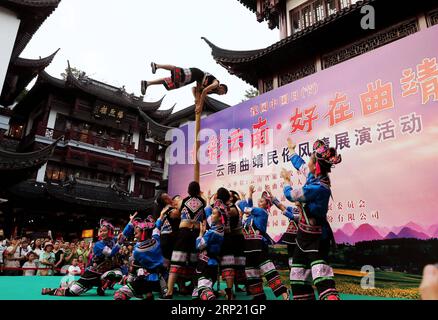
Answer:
[{"xmin": 140, "ymin": 63, "xmax": 228, "ymax": 114}]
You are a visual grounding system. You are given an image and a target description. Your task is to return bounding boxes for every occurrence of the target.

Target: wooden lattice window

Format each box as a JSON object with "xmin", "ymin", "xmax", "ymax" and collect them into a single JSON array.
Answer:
[
  {"xmin": 428, "ymin": 9, "xmax": 438, "ymax": 27},
  {"xmin": 289, "ymin": 0, "xmax": 363, "ymax": 35},
  {"xmin": 262, "ymin": 78, "xmax": 274, "ymax": 93},
  {"xmin": 322, "ymin": 19, "xmax": 419, "ymax": 69},
  {"xmin": 279, "ymin": 61, "xmax": 317, "ymax": 87}
]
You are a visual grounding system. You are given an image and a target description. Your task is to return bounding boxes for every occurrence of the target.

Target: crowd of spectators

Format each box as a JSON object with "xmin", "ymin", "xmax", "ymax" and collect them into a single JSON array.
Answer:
[
  {"xmin": 0, "ymin": 236, "xmax": 133, "ymax": 278},
  {"xmin": 1, "ymin": 235, "xmax": 438, "ymax": 300}
]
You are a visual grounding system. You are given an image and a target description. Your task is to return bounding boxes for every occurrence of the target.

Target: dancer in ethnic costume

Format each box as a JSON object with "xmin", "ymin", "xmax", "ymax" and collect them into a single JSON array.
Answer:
[
  {"xmin": 114, "ymin": 213, "xmax": 165, "ymax": 300},
  {"xmin": 265, "ymin": 184, "xmax": 300, "ymax": 288},
  {"xmin": 42, "ymin": 220, "xmax": 123, "ymax": 297},
  {"xmin": 164, "ymin": 181, "xmax": 206, "ymax": 299},
  {"xmin": 194, "ymin": 207, "xmax": 224, "ymax": 300},
  {"xmin": 155, "ymin": 193, "xmax": 182, "ymax": 270},
  {"xmin": 211, "ymin": 187, "xmax": 237, "ymax": 300},
  {"xmin": 236, "ymin": 185, "xmax": 290, "ymax": 300},
  {"xmin": 281, "ymin": 138, "xmax": 341, "ymax": 300},
  {"xmin": 141, "ymin": 63, "xmax": 227, "ymax": 113},
  {"xmin": 228, "ymin": 190, "xmax": 247, "ymax": 295}
]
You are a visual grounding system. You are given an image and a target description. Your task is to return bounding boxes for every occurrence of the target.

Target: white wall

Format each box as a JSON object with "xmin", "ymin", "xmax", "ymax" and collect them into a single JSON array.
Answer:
[
  {"xmin": 35, "ymin": 104, "xmax": 69, "ymax": 182},
  {"xmin": 128, "ymin": 173, "xmax": 135, "ymax": 192},
  {"xmin": 163, "ymin": 159, "xmax": 169, "ymax": 180},
  {"xmin": 132, "ymin": 130, "xmax": 140, "ymax": 149},
  {"xmin": 46, "ymin": 108, "xmax": 58, "ymax": 130},
  {"xmin": 0, "ymin": 115, "xmax": 10, "ymax": 131},
  {"xmin": 0, "ymin": 7, "xmax": 20, "ymax": 96},
  {"xmin": 36, "ymin": 163, "xmax": 47, "ymax": 183},
  {"xmin": 44, "ymin": 105, "xmax": 69, "ymax": 131},
  {"xmin": 418, "ymin": 13, "xmax": 428, "ymax": 31}
]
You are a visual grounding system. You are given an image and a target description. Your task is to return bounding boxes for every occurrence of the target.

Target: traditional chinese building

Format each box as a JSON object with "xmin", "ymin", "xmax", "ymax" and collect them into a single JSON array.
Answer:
[
  {"xmin": 0, "ymin": 0, "xmax": 233, "ymax": 239},
  {"xmin": 0, "ymin": 0, "xmax": 61, "ymax": 170},
  {"xmin": 1, "ymin": 59, "xmax": 233, "ymax": 238},
  {"xmin": 0, "ymin": 0, "xmax": 61, "ymax": 132},
  {"xmin": 204, "ymin": 0, "xmax": 438, "ymax": 93},
  {"xmin": 0, "ymin": 0, "xmax": 63, "ymax": 237},
  {"xmin": 0, "ymin": 63, "xmax": 180, "ymax": 238}
]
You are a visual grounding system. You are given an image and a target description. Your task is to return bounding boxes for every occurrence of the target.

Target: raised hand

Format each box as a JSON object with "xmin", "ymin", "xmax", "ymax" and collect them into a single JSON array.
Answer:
[
  {"xmin": 159, "ymin": 208, "xmax": 167, "ymax": 220},
  {"xmin": 117, "ymin": 233, "xmax": 125, "ymax": 245},
  {"xmin": 199, "ymin": 220, "xmax": 207, "ymax": 236},
  {"xmin": 420, "ymin": 264, "xmax": 438, "ymax": 300},
  {"xmin": 195, "ymin": 104, "xmax": 203, "ymax": 114},
  {"xmin": 129, "ymin": 211, "xmax": 139, "ymax": 223},
  {"xmin": 287, "ymin": 137, "xmax": 296, "ymax": 153},
  {"xmin": 265, "ymin": 184, "xmax": 272, "ymax": 196},
  {"xmin": 249, "ymin": 185, "xmax": 255, "ymax": 194},
  {"xmin": 200, "ymin": 191, "xmax": 208, "ymax": 204},
  {"xmin": 280, "ymin": 168, "xmax": 292, "ymax": 181}
]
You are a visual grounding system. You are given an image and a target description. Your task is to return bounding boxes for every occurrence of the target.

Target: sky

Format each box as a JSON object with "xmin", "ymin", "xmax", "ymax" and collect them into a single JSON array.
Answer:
[{"xmin": 21, "ymin": 0, "xmax": 278, "ymax": 112}]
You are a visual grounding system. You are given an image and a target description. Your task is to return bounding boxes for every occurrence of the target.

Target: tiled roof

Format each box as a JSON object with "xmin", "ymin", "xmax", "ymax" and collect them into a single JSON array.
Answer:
[
  {"xmin": 149, "ymin": 104, "xmax": 175, "ymax": 121},
  {"xmin": 1, "ymin": 0, "xmax": 61, "ymax": 60},
  {"xmin": 13, "ymin": 69, "xmax": 174, "ymax": 141},
  {"xmin": 204, "ymin": 0, "xmax": 376, "ymax": 64},
  {"xmin": 0, "ymin": 137, "xmax": 61, "ymax": 187},
  {"xmin": 8, "ymin": 180, "xmax": 155, "ymax": 212},
  {"xmin": 14, "ymin": 48, "xmax": 60, "ymax": 68},
  {"xmin": 0, "ymin": 49, "xmax": 60, "ymax": 106},
  {"xmin": 237, "ymin": 0, "xmax": 257, "ymax": 13},
  {"xmin": 0, "ymin": 136, "xmax": 61, "ymax": 171},
  {"xmin": 65, "ymin": 65, "xmax": 163, "ymax": 112}
]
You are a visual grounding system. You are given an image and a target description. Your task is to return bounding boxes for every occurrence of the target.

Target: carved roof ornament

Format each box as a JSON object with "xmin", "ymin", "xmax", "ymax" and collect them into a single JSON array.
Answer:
[{"xmin": 257, "ymin": 0, "xmax": 282, "ymax": 29}]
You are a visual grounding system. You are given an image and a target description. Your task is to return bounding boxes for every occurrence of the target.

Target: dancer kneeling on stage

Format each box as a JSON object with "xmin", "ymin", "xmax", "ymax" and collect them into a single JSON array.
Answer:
[
  {"xmin": 236, "ymin": 185, "xmax": 290, "ymax": 300},
  {"xmin": 281, "ymin": 138, "xmax": 341, "ymax": 300},
  {"xmin": 114, "ymin": 213, "xmax": 165, "ymax": 300},
  {"xmin": 42, "ymin": 220, "xmax": 123, "ymax": 297}
]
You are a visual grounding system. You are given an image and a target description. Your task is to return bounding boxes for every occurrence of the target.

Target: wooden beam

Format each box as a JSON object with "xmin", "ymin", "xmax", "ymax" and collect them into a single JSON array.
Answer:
[{"xmin": 194, "ymin": 91, "xmax": 202, "ymax": 183}]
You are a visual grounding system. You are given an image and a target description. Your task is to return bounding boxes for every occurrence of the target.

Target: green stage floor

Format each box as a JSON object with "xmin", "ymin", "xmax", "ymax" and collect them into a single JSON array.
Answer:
[{"xmin": 0, "ymin": 277, "xmax": 399, "ymax": 300}]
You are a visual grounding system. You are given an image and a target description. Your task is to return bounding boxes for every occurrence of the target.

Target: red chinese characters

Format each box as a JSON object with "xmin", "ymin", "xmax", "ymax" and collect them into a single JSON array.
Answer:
[
  {"xmin": 250, "ymin": 105, "xmax": 259, "ymax": 117},
  {"xmin": 417, "ymin": 57, "xmax": 438, "ymax": 104},
  {"xmin": 360, "ymin": 80, "xmax": 395, "ymax": 116},
  {"xmin": 324, "ymin": 92, "xmax": 354, "ymax": 127},
  {"xmin": 280, "ymin": 94, "xmax": 289, "ymax": 106},
  {"xmin": 252, "ymin": 117, "xmax": 270, "ymax": 148},
  {"xmin": 228, "ymin": 129, "xmax": 243, "ymax": 154},
  {"xmin": 206, "ymin": 135, "xmax": 222, "ymax": 161},
  {"xmin": 400, "ymin": 68, "xmax": 418, "ymax": 98},
  {"xmin": 289, "ymin": 106, "xmax": 319, "ymax": 133}
]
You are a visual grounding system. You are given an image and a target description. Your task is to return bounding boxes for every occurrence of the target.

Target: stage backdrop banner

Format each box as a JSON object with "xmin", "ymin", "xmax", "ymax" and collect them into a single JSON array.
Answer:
[{"xmin": 169, "ymin": 25, "xmax": 438, "ymax": 247}]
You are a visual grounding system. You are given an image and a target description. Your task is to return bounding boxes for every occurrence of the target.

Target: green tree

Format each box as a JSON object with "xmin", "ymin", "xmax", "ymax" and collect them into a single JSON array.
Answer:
[
  {"xmin": 241, "ymin": 87, "xmax": 259, "ymax": 102},
  {"xmin": 61, "ymin": 67, "xmax": 85, "ymax": 80}
]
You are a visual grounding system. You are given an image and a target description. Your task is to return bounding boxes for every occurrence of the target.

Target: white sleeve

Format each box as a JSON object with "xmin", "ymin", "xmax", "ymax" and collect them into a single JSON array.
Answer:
[{"xmin": 102, "ymin": 246, "xmax": 112, "ymax": 257}]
